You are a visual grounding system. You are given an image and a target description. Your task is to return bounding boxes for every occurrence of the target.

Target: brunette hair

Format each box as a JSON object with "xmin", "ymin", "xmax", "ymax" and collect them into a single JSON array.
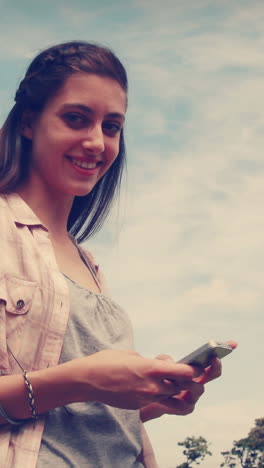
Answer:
[{"xmin": 0, "ymin": 41, "xmax": 128, "ymax": 242}]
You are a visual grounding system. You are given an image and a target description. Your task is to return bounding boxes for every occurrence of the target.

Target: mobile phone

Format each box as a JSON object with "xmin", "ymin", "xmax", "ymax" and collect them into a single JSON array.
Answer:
[{"xmin": 177, "ymin": 340, "xmax": 233, "ymax": 368}]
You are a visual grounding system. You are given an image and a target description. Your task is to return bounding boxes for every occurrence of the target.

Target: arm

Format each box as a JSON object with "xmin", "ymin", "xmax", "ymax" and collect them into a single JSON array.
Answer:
[
  {"xmin": 0, "ymin": 363, "xmax": 77, "ymax": 424},
  {"xmin": 140, "ymin": 423, "xmax": 159, "ymax": 468},
  {"xmin": 0, "ymin": 349, "xmax": 203, "ymax": 426}
]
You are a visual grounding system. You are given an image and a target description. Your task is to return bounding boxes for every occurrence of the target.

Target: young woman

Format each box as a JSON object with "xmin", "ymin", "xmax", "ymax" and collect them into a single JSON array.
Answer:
[{"xmin": 0, "ymin": 41, "xmax": 236, "ymax": 468}]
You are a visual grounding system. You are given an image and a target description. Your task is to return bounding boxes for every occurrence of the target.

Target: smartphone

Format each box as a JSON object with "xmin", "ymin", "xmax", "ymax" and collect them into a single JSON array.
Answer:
[{"xmin": 177, "ymin": 340, "xmax": 233, "ymax": 368}]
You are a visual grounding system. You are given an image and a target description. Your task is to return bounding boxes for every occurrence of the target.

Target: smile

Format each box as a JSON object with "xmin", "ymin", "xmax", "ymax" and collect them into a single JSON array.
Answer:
[{"xmin": 67, "ymin": 157, "xmax": 101, "ymax": 169}]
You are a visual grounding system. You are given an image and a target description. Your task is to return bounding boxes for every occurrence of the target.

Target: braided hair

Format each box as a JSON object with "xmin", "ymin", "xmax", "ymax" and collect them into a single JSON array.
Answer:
[{"xmin": 0, "ymin": 41, "xmax": 128, "ymax": 242}]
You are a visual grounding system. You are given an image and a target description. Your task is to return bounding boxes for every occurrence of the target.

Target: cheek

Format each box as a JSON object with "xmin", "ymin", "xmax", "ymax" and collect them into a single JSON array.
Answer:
[{"xmin": 107, "ymin": 139, "xmax": 121, "ymax": 162}]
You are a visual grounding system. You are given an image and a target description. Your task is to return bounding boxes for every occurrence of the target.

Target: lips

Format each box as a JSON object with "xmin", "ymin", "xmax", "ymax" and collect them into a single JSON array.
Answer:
[{"xmin": 66, "ymin": 156, "xmax": 102, "ymax": 170}]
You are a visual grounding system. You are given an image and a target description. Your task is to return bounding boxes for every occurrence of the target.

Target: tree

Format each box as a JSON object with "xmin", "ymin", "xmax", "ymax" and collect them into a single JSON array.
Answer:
[
  {"xmin": 176, "ymin": 435, "xmax": 212, "ymax": 468},
  {"xmin": 221, "ymin": 418, "xmax": 264, "ymax": 468}
]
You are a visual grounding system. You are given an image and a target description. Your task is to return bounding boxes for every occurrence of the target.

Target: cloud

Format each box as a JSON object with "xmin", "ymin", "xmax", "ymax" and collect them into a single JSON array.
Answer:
[
  {"xmin": 225, "ymin": 2, "xmax": 264, "ymax": 34},
  {"xmin": 57, "ymin": 3, "xmax": 106, "ymax": 28},
  {"xmin": 88, "ymin": 140, "xmax": 264, "ymax": 349}
]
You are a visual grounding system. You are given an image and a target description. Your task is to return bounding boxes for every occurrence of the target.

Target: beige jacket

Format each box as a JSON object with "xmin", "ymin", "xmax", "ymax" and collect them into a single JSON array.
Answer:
[{"xmin": 0, "ymin": 193, "xmax": 158, "ymax": 468}]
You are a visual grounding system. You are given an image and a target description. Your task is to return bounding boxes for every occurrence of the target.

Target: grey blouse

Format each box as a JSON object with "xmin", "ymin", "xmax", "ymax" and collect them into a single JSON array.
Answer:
[{"xmin": 37, "ymin": 273, "xmax": 143, "ymax": 468}]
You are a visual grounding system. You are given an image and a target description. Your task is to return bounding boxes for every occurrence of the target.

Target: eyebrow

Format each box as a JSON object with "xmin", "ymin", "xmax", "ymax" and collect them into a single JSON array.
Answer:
[{"xmin": 60, "ymin": 103, "xmax": 125, "ymax": 121}]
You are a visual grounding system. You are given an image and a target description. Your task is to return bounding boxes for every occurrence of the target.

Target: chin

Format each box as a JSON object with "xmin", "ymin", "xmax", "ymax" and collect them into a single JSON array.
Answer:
[{"xmin": 68, "ymin": 186, "xmax": 95, "ymax": 197}]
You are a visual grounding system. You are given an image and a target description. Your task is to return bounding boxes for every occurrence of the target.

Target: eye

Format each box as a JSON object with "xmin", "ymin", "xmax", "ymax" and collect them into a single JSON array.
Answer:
[
  {"xmin": 103, "ymin": 121, "xmax": 122, "ymax": 136},
  {"xmin": 63, "ymin": 113, "xmax": 87, "ymax": 128}
]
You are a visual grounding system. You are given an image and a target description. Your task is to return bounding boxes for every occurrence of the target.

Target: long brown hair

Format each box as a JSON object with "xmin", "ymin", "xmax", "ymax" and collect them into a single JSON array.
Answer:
[{"xmin": 0, "ymin": 41, "xmax": 128, "ymax": 242}]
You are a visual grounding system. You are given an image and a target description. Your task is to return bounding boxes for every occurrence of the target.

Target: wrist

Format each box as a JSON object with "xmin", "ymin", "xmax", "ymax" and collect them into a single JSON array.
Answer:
[
  {"xmin": 0, "ymin": 360, "xmax": 88, "ymax": 425},
  {"xmin": 29, "ymin": 361, "xmax": 82, "ymax": 413}
]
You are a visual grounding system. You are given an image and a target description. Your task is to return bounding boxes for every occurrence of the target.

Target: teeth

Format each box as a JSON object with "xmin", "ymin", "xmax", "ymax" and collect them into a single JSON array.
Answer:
[{"xmin": 71, "ymin": 158, "xmax": 97, "ymax": 169}]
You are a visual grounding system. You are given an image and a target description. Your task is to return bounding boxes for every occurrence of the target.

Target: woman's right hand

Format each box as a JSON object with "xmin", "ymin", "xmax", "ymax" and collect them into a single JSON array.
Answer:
[
  {"xmin": 0, "ymin": 349, "xmax": 202, "ymax": 424},
  {"xmin": 64, "ymin": 349, "xmax": 202, "ymax": 410}
]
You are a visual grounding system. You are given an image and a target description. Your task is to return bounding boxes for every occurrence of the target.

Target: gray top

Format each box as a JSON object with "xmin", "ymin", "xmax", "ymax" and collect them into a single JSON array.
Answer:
[{"xmin": 37, "ymin": 274, "xmax": 143, "ymax": 468}]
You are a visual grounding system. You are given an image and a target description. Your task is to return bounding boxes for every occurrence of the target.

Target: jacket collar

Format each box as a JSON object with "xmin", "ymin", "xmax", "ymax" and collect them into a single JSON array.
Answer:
[{"xmin": 3, "ymin": 192, "xmax": 48, "ymax": 229}]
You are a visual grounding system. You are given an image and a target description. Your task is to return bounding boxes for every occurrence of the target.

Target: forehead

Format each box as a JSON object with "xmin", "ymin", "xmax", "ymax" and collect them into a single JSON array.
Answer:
[{"xmin": 48, "ymin": 73, "xmax": 127, "ymax": 114}]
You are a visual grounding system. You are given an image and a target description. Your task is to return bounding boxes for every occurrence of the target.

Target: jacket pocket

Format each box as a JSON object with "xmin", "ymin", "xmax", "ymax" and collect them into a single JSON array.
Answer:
[
  {"xmin": 0, "ymin": 274, "xmax": 37, "ymax": 315},
  {"xmin": 0, "ymin": 274, "xmax": 37, "ymax": 373}
]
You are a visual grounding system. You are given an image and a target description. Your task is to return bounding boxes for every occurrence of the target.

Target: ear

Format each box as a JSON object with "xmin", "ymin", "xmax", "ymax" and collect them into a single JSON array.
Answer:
[{"xmin": 21, "ymin": 110, "xmax": 34, "ymax": 140}]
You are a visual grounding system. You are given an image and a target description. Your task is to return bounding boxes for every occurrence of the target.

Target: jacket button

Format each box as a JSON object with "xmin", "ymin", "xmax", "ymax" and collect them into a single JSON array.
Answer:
[{"xmin": 16, "ymin": 299, "xmax": 25, "ymax": 309}]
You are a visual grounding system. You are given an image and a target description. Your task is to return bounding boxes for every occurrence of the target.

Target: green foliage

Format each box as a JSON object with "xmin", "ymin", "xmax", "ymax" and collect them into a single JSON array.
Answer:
[
  {"xmin": 176, "ymin": 435, "xmax": 212, "ymax": 467},
  {"xmin": 221, "ymin": 418, "xmax": 264, "ymax": 468},
  {"xmin": 176, "ymin": 463, "xmax": 190, "ymax": 468}
]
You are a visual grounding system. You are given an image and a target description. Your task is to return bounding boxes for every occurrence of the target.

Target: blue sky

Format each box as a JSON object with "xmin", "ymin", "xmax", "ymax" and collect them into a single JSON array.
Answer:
[{"xmin": 1, "ymin": 1, "xmax": 263, "ymax": 466}]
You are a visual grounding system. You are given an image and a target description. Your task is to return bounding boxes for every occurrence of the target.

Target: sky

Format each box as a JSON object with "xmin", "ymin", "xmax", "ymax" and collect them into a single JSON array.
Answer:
[{"xmin": 0, "ymin": 0, "xmax": 263, "ymax": 466}]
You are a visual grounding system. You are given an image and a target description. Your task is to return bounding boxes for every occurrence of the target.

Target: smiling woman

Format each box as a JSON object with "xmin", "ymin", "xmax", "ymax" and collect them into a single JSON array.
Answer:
[
  {"xmin": 20, "ymin": 73, "xmax": 126, "ymax": 200},
  {"xmin": 0, "ymin": 41, "xmax": 127, "ymax": 242},
  {"xmin": 0, "ymin": 41, "xmax": 228, "ymax": 468}
]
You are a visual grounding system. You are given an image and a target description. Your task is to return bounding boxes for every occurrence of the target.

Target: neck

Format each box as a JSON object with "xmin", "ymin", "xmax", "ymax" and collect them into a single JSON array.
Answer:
[{"xmin": 16, "ymin": 183, "xmax": 74, "ymax": 240}]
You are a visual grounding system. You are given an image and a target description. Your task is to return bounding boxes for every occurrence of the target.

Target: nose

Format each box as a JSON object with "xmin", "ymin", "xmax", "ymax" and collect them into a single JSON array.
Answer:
[{"xmin": 81, "ymin": 125, "xmax": 105, "ymax": 154}]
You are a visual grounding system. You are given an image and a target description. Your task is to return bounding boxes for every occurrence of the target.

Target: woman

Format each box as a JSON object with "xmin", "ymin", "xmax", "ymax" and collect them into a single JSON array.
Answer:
[{"xmin": 0, "ymin": 41, "xmax": 235, "ymax": 468}]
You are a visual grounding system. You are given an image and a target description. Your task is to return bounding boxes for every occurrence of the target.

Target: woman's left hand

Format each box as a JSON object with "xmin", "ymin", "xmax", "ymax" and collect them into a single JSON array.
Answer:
[
  {"xmin": 140, "ymin": 357, "xmax": 219, "ymax": 422},
  {"xmin": 140, "ymin": 341, "xmax": 237, "ymax": 422}
]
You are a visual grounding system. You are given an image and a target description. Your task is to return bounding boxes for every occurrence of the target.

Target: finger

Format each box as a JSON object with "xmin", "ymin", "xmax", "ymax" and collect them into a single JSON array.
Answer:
[
  {"xmin": 159, "ymin": 394, "xmax": 197, "ymax": 416},
  {"xmin": 195, "ymin": 357, "xmax": 222, "ymax": 384},
  {"xmin": 148, "ymin": 382, "xmax": 205, "ymax": 416},
  {"xmin": 181, "ymin": 383, "xmax": 205, "ymax": 404},
  {"xmin": 227, "ymin": 340, "xmax": 238, "ymax": 349},
  {"xmin": 151, "ymin": 361, "xmax": 202, "ymax": 382},
  {"xmin": 158, "ymin": 382, "xmax": 182, "ymax": 397},
  {"xmin": 189, "ymin": 364, "xmax": 204, "ymax": 378},
  {"xmin": 159, "ymin": 379, "xmax": 194, "ymax": 396},
  {"xmin": 155, "ymin": 356, "xmax": 204, "ymax": 378},
  {"xmin": 159, "ymin": 379, "xmax": 203, "ymax": 399},
  {"xmin": 155, "ymin": 354, "xmax": 174, "ymax": 361}
]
